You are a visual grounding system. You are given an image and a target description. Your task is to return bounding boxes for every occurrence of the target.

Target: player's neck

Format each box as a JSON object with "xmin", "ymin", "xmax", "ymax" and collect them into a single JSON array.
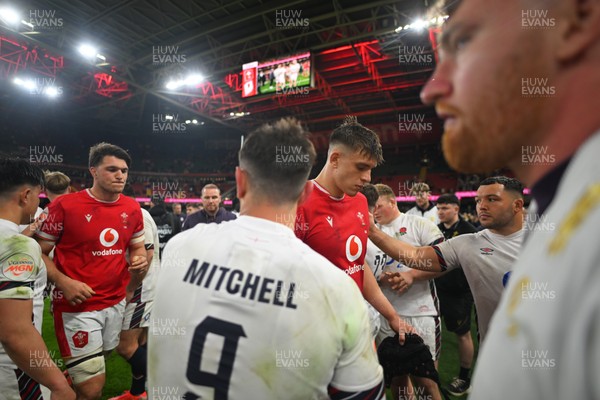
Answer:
[
  {"xmin": 239, "ymin": 200, "xmax": 297, "ymax": 230},
  {"xmin": 314, "ymin": 168, "xmax": 344, "ymax": 198},
  {"xmin": 443, "ymin": 216, "xmax": 459, "ymax": 229},
  {"xmin": 489, "ymin": 216, "xmax": 523, "ymax": 236},
  {"xmin": 0, "ymin": 204, "xmax": 21, "ymax": 226},
  {"xmin": 88, "ymin": 185, "xmax": 120, "ymax": 202}
]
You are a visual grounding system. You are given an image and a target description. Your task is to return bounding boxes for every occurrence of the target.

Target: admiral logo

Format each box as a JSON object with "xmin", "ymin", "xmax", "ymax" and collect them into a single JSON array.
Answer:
[
  {"xmin": 345, "ymin": 235, "xmax": 363, "ymax": 262},
  {"xmin": 480, "ymin": 247, "xmax": 494, "ymax": 255}
]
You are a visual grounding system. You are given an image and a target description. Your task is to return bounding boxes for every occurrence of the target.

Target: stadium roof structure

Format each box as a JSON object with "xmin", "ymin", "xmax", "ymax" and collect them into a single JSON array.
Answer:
[{"xmin": 0, "ymin": 0, "xmax": 443, "ymax": 150}]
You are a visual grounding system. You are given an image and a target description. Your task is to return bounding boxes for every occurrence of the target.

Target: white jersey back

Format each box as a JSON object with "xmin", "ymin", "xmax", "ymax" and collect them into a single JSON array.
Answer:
[
  {"xmin": 149, "ymin": 216, "xmax": 382, "ymax": 400},
  {"xmin": 471, "ymin": 131, "xmax": 600, "ymax": 400},
  {"xmin": 434, "ymin": 229, "xmax": 523, "ymax": 339},
  {"xmin": 141, "ymin": 208, "xmax": 159, "ymax": 302},
  {"xmin": 378, "ymin": 214, "xmax": 444, "ymax": 317},
  {"xmin": 406, "ymin": 205, "xmax": 440, "ymax": 225}
]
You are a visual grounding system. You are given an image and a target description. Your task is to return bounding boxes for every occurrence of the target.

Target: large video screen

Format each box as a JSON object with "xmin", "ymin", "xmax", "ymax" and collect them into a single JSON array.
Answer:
[{"xmin": 242, "ymin": 52, "xmax": 311, "ymax": 98}]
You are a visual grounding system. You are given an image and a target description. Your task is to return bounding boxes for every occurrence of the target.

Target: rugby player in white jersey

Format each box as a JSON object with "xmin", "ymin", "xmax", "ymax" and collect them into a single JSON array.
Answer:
[
  {"xmin": 371, "ymin": 183, "xmax": 444, "ymax": 400},
  {"xmin": 149, "ymin": 118, "xmax": 384, "ymax": 400},
  {"xmin": 369, "ymin": 177, "xmax": 524, "ymax": 340},
  {"xmin": 110, "ymin": 185, "xmax": 161, "ymax": 400},
  {"xmin": 0, "ymin": 157, "xmax": 74, "ymax": 400},
  {"xmin": 420, "ymin": 0, "xmax": 600, "ymax": 397}
]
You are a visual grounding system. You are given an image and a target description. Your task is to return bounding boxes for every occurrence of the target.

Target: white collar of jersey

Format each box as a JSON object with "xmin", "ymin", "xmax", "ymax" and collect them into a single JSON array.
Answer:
[
  {"xmin": 0, "ymin": 218, "xmax": 20, "ymax": 233},
  {"xmin": 236, "ymin": 215, "xmax": 297, "ymax": 237},
  {"xmin": 85, "ymin": 188, "xmax": 120, "ymax": 204},
  {"xmin": 312, "ymin": 180, "xmax": 345, "ymax": 201}
]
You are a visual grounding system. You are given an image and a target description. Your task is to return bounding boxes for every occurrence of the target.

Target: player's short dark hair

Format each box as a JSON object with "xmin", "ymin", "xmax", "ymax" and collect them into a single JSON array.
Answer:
[
  {"xmin": 239, "ymin": 117, "xmax": 316, "ymax": 204},
  {"xmin": 360, "ymin": 183, "xmax": 379, "ymax": 210},
  {"xmin": 44, "ymin": 170, "xmax": 70, "ymax": 194},
  {"xmin": 329, "ymin": 116, "xmax": 384, "ymax": 164},
  {"xmin": 437, "ymin": 193, "xmax": 460, "ymax": 206},
  {"xmin": 0, "ymin": 157, "xmax": 45, "ymax": 196},
  {"xmin": 480, "ymin": 176, "xmax": 524, "ymax": 198},
  {"xmin": 89, "ymin": 142, "xmax": 132, "ymax": 168},
  {"xmin": 186, "ymin": 202, "xmax": 201, "ymax": 209}
]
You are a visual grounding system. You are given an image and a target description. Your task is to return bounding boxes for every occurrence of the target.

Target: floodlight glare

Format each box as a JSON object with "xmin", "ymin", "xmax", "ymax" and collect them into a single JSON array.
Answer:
[
  {"xmin": 45, "ymin": 87, "xmax": 59, "ymax": 97},
  {"xmin": 78, "ymin": 44, "xmax": 98, "ymax": 58},
  {"xmin": 0, "ymin": 7, "xmax": 20, "ymax": 25}
]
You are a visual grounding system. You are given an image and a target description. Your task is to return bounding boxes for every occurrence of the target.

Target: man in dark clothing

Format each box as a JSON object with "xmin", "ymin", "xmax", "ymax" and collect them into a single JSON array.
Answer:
[
  {"xmin": 434, "ymin": 194, "xmax": 477, "ymax": 396},
  {"xmin": 182, "ymin": 183, "xmax": 236, "ymax": 230},
  {"xmin": 171, "ymin": 202, "xmax": 186, "ymax": 225},
  {"xmin": 149, "ymin": 197, "xmax": 181, "ymax": 256}
]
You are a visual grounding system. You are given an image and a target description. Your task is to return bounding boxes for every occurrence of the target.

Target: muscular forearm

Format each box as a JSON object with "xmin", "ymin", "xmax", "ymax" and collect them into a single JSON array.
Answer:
[
  {"xmin": 369, "ymin": 226, "xmax": 441, "ymax": 272},
  {"xmin": 42, "ymin": 253, "xmax": 70, "ymax": 288}
]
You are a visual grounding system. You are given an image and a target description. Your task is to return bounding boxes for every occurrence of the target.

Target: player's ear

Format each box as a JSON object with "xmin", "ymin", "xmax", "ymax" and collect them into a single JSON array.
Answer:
[
  {"xmin": 556, "ymin": 0, "xmax": 600, "ymax": 61},
  {"xmin": 297, "ymin": 180, "xmax": 313, "ymax": 205},
  {"xmin": 235, "ymin": 167, "xmax": 247, "ymax": 199},
  {"xmin": 329, "ymin": 148, "xmax": 341, "ymax": 168},
  {"xmin": 513, "ymin": 197, "xmax": 525, "ymax": 214}
]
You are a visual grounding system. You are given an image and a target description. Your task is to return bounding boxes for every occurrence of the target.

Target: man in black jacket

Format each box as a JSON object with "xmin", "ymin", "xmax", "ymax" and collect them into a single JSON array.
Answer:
[
  {"xmin": 149, "ymin": 197, "xmax": 181, "ymax": 257},
  {"xmin": 434, "ymin": 194, "xmax": 477, "ymax": 396},
  {"xmin": 182, "ymin": 183, "xmax": 236, "ymax": 230}
]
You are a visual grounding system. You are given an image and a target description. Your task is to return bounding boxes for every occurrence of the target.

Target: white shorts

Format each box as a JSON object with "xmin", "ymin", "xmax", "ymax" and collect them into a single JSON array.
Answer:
[
  {"xmin": 122, "ymin": 300, "xmax": 153, "ymax": 330},
  {"xmin": 54, "ymin": 299, "xmax": 126, "ymax": 359},
  {"xmin": 377, "ymin": 315, "xmax": 441, "ymax": 361},
  {"xmin": 0, "ymin": 366, "xmax": 44, "ymax": 400}
]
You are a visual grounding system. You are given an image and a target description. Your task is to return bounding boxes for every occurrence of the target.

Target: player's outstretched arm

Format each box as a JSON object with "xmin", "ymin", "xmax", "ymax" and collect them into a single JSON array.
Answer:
[
  {"xmin": 363, "ymin": 263, "xmax": 416, "ymax": 344},
  {"xmin": 0, "ymin": 299, "xmax": 75, "ymax": 400},
  {"xmin": 382, "ymin": 269, "xmax": 446, "ymax": 295},
  {"xmin": 38, "ymin": 241, "xmax": 96, "ymax": 305},
  {"xmin": 369, "ymin": 225, "xmax": 442, "ymax": 272}
]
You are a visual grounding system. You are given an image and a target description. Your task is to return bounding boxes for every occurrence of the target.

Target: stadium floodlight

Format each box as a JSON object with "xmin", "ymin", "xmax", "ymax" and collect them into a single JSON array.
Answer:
[
  {"xmin": 44, "ymin": 87, "xmax": 59, "ymax": 97},
  {"xmin": 14, "ymin": 77, "xmax": 36, "ymax": 90},
  {"xmin": 184, "ymin": 74, "xmax": 203, "ymax": 86},
  {"xmin": 165, "ymin": 80, "xmax": 180, "ymax": 90},
  {"xmin": 412, "ymin": 18, "xmax": 428, "ymax": 31},
  {"xmin": 185, "ymin": 120, "xmax": 191, "ymax": 124},
  {"xmin": 78, "ymin": 44, "xmax": 99, "ymax": 59},
  {"xmin": 192, "ymin": 119, "xmax": 198, "ymax": 124},
  {"xmin": 165, "ymin": 115, "xmax": 174, "ymax": 120},
  {"xmin": 0, "ymin": 7, "xmax": 20, "ymax": 25}
]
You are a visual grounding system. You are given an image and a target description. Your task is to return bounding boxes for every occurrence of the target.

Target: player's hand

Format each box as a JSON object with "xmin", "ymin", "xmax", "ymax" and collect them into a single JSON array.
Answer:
[
  {"xmin": 383, "ymin": 271, "xmax": 413, "ymax": 294},
  {"xmin": 129, "ymin": 255, "xmax": 148, "ymax": 274},
  {"xmin": 388, "ymin": 315, "xmax": 417, "ymax": 345},
  {"xmin": 368, "ymin": 212, "xmax": 376, "ymax": 231},
  {"xmin": 57, "ymin": 277, "xmax": 95, "ymax": 306},
  {"xmin": 50, "ymin": 385, "xmax": 76, "ymax": 400}
]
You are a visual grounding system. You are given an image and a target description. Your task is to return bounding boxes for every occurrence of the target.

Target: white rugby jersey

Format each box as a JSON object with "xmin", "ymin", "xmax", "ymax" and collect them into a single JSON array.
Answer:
[
  {"xmin": 471, "ymin": 131, "xmax": 600, "ymax": 400},
  {"xmin": 0, "ymin": 219, "xmax": 46, "ymax": 368},
  {"xmin": 406, "ymin": 205, "xmax": 440, "ymax": 225},
  {"xmin": 140, "ymin": 208, "xmax": 159, "ymax": 303},
  {"xmin": 377, "ymin": 214, "xmax": 444, "ymax": 317},
  {"xmin": 434, "ymin": 229, "xmax": 523, "ymax": 339},
  {"xmin": 149, "ymin": 216, "xmax": 383, "ymax": 400}
]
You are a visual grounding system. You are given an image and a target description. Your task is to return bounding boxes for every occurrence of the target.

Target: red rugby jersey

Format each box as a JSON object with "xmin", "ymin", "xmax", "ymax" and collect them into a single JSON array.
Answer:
[
  {"xmin": 295, "ymin": 181, "xmax": 369, "ymax": 291},
  {"xmin": 36, "ymin": 189, "xmax": 144, "ymax": 312}
]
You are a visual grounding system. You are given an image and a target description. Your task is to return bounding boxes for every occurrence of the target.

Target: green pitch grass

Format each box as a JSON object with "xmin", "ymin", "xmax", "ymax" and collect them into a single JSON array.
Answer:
[
  {"xmin": 42, "ymin": 299, "xmax": 478, "ymax": 399},
  {"xmin": 257, "ymin": 75, "xmax": 311, "ymax": 95}
]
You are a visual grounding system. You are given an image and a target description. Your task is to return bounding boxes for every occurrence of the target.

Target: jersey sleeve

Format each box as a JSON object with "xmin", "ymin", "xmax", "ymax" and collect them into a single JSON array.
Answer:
[
  {"xmin": 329, "ymin": 277, "xmax": 384, "ymax": 393},
  {"xmin": 432, "ymin": 234, "xmax": 469, "ymax": 272},
  {"xmin": 142, "ymin": 211, "xmax": 156, "ymax": 250},
  {"xmin": 129, "ymin": 205, "xmax": 145, "ymax": 245},
  {"xmin": 294, "ymin": 205, "xmax": 307, "ymax": 241},
  {"xmin": 0, "ymin": 237, "xmax": 41, "ymax": 300},
  {"xmin": 35, "ymin": 200, "xmax": 64, "ymax": 244},
  {"xmin": 417, "ymin": 217, "xmax": 445, "ymax": 246}
]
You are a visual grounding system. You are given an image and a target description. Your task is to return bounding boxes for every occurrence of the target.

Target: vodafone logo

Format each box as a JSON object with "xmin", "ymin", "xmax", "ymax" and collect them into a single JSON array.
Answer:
[
  {"xmin": 99, "ymin": 228, "xmax": 119, "ymax": 247},
  {"xmin": 345, "ymin": 235, "xmax": 363, "ymax": 262}
]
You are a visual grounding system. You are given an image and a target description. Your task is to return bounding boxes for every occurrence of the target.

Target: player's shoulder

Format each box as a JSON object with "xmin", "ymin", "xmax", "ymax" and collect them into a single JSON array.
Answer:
[{"xmin": 50, "ymin": 190, "xmax": 81, "ymax": 208}]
